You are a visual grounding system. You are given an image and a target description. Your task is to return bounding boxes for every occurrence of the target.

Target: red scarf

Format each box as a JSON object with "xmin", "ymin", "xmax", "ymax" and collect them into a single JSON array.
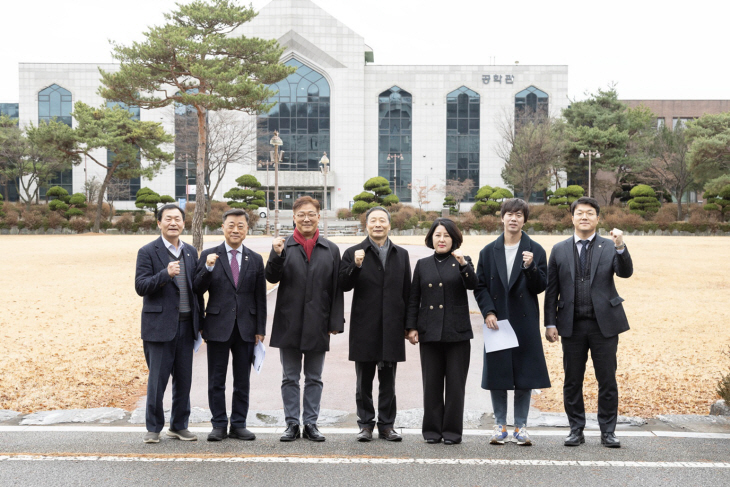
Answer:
[{"xmin": 293, "ymin": 227, "xmax": 319, "ymax": 261}]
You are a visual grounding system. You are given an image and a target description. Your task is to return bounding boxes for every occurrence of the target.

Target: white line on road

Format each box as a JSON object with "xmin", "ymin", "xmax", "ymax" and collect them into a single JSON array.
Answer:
[{"xmin": 0, "ymin": 454, "xmax": 729, "ymax": 468}]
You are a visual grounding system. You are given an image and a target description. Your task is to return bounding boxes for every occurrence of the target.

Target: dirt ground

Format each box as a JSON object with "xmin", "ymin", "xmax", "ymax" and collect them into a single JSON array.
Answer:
[{"xmin": 0, "ymin": 233, "xmax": 728, "ymax": 417}]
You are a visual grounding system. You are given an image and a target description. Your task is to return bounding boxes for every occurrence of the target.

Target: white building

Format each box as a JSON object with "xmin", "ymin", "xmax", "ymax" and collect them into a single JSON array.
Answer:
[{"xmin": 10, "ymin": 0, "xmax": 568, "ymax": 211}]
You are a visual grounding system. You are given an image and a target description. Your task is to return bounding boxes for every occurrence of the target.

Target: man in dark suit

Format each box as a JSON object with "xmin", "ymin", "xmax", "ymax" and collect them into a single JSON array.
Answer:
[
  {"xmin": 544, "ymin": 197, "xmax": 633, "ymax": 448},
  {"xmin": 135, "ymin": 204, "xmax": 203, "ymax": 444},
  {"xmin": 194, "ymin": 209, "xmax": 266, "ymax": 442},
  {"xmin": 339, "ymin": 206, "xmax": 411, "ymax": 443}
]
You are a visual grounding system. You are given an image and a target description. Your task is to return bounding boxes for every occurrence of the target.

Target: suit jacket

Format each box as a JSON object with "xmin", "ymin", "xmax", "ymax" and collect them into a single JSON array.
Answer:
[
  {"xmin": 266, "ymin": 235, "xmax": 345, "ymax": 352},
  {"xmin": 544, "ymin": 235, "xmax": 633, "ymax": 338},
  {"xmin": 135, "ymin": 237, "xmax": 203, "ymax": 342},
  {"xmin": 339, "ymin": 238, "xmax": 411, "ymax": 363},
  {"xmin": 474, "ymin": 232, "xmax": 551, "ymax": 390},
  {"xmin": 193, "ymin": 242, "xmax": 267, "ymax": 343},
  {"xmin": 406, "ymin": 254, "xmax": 477, "ymax": 343}
]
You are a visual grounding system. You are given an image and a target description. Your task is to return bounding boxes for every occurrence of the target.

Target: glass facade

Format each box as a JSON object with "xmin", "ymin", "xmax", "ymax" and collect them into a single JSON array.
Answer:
[
  {"xmin": 106, "ymin": 102, "xmax": 141, "ymax": 201},
  {"xmin": 378, "ymin": 86, "xmax": 412, "ymax": 202},
  {"xmin": 257, "ymin": 59, "xmax": 330, "ymax": 171},
  {"xmin": 446, "ymin": 86, "xmax": 479, "ymax": 201},
  {"xmin": 38, "ymin": 84, "xmax": 73, "ymax": 196},
  {"xmin": 268, "ymin": 188, "xmax": 332, "ymax": 211},
  {"xmin": 0, "ymin": 103, "xmax": 20, "ymax": 201},
  {"xmin": 515, "ymin": 86, "xmax": 548, "ymax": 127},
  {"xmin": 175, "ymin": 93, "xmax": 199, "ymax": 201}
]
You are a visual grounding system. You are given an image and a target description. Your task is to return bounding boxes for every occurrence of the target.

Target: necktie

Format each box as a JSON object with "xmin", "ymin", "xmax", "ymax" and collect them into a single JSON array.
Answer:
[
  {"xmin": 579, "ymin": 240, "xmax": 590, "ymax": 274},
  {"xmin": 230, "ymin": 249, "xmax": 239, "ymax": 287}
]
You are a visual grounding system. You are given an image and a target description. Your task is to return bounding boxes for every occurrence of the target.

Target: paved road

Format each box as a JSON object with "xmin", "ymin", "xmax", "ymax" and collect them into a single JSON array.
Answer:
[
  {"xmin": 155, "ymin": 237, "xmax": 492, "ymax": 420},
  {"xmin": 1, "ymin": 429, "xmax": 729, "ymax": 486}
]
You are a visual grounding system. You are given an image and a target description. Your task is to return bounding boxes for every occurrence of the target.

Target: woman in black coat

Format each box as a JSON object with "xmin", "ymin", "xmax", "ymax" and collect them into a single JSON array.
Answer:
[
  {"xmin": 474, "ymin": 198, "xmax": 550, "ymax": 446},
  {"xmin": 406, "ymin": 218, "xmax": 477, "ymax": 445}
]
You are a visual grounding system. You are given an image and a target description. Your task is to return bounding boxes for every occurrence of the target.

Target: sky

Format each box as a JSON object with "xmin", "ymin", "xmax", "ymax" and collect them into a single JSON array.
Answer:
[{"xmin": 2, "ymin": 0, "xmax": 729, "ymax": 103}]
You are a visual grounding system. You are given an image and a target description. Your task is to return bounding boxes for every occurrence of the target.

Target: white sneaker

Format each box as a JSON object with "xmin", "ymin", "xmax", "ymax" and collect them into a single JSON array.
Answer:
[
  {"xmin": 512, "ymin": 426, "xmax": 532, "ymax": 446},
  {"xmin": 489, "ymin": 425, "xmax": 508, "ymax": 445}
]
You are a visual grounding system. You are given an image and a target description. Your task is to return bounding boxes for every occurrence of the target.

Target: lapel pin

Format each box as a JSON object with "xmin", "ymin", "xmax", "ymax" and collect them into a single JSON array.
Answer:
[
  {"xmin": 598, "ymin": 245, "xmax": 602, "ymax": 248},
  {"xmin": 245, "ymin": 256, "xmax": 249, "ymax": 261}
]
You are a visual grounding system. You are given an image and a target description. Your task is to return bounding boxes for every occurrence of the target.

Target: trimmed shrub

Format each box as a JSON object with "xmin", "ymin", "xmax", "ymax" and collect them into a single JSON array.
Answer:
[
  {"xmin": 46, "ymin": 211, "xmax": 65, "ymax": 229},
  {"xmin": 69, "ymin": 218, "xmax": 90, "ymax": 233},
  {"xmin": 457, "ymin": 212, "xmax": 477, "ymax": 231},
  {"xmin": 628, "ymin": 184, "xmax": 660, "ymax": 215},
  {"xmin": 114, "ymin": 214, "xmax": 134, "ymax": 233},
  {"xmin": 478, "ymin": 215, "xmax": 502, "ymax": 232},
  {"xmin": 602, "ymin": 211, "xmax": 645, "ymax": 232},
  {"xmin": 336, "ymin": 208, "xmax": 352, "ymax": 220},
  {"xmin": 21, "ymin": 210, "xmax": 44, "ymax": 230}
]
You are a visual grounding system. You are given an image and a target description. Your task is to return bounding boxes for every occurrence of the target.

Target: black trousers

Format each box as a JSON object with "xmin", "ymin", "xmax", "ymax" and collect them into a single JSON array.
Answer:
[
  {"xmin": 419, "ymin": 340, "xmax": 471, "ymax": 443},
  {"xmin": 355, "ymin": 362, "xmax": 397, "ymax": 431},
  {"xmin": 561, "ymin": 319, "xmax": 619, "ymax": 433},
  {"xmin": 207, "ymin": 324, "xmax": 255, "ymax": 429},
  {"xmin": 143, "ymin": 319, "xmax": 194, "ymax": 433}
]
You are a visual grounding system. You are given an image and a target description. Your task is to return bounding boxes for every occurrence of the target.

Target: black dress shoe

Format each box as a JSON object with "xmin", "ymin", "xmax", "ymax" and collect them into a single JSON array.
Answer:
[
  {"xmin": 564, "ymin": 429, "xmax": 585, "ymax": 446},
  {"xmin": 303, "ymin": 423, "xmax": 326, "ymax": 442},
  {"xmin": 357, "ymin": 427, "xmax": 373, "ymax": 442},
  {"xmin": 426, "ymin": 438, "xmax": 442, "ymax": 444},
  {"xmin": 443, "ymin": 439, "xmax": 461, "ymax": 445},
  {"xmin": 280, "ymin": 423, "xmax": 300, "ymax": 442},
  {"xmin": 601, "ymin": 432, "xmax": 621, "ymax": 448},
  {"xmin": 207, "ymin": 427, "xmax": 228, "ymax": 442},
  {"xmin": 378, "ymin": 428, "xmax": 402, "ymax": 442},
  {"xmin": 229, "ymin": 427, "xmax": 256, "ymax": 441}
]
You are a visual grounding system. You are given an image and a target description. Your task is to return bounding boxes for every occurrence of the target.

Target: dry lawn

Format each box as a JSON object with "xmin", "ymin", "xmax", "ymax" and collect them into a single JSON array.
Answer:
[{"xmin": 0, "ymin": 233, "xmax": 728, "ymax": 417}]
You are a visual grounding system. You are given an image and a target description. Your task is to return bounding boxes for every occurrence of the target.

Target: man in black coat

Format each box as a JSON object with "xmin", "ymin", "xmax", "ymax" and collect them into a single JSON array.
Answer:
[
  {"xmin": 266, "ymin": 196, "xmax": 344, "ymax": 442},
  {"xmin": 474, "ymin": 198, "xmax": 550, "ymax": 446},
  {"xmin": 134, "ymin": 204, "xmax": 203, "ymax": 444},
  {"xmin": 193, "ymin": 209, "xmax": 266, "ymax": 442},
  {"xmin": 544, "ymin": 197, "xmax": 633, "ymax": 449},
  {"xmin": 339, "ymin": 206, "xmax": 411, "ymax": 442}
]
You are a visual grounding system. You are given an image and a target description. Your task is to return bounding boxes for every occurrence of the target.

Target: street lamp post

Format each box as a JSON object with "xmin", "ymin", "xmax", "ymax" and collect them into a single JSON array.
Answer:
[
  {"xmin": 579, "ymin": 150, "xmax": 601, "ymax": 198},
  {"xmin": 319, "ymin": 152, "xmax": 330, "ymax": 238},
  {"xmin": 259, "ymin": 160, "xmax": 272, "ymax": 235},
  {"xmin": 387, "ymin": 153, "xmax": 403, "ymax": 197},
  {"xmin": 270, "ymin": 131, "xmax": 283, "ymax": 238}
]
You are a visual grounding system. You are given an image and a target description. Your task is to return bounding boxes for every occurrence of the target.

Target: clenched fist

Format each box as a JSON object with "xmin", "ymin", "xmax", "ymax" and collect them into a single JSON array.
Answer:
[
  {"xmin": 206, "ymin": 254, "xmax": 219, "ymax": 267},
  {"xmin": 272, "ymin": 237, "xmax": 285, "ymax": 256},
  {"xmin": 522, "ymin": 251, "xmax": 533, "ymax": 267},
  {"xmin": 167, "ymin": 260, "xmax": 180, "ymax": 277},
  {"xmin": 354, "ymin": 249, "xmax": 365, "ymax": 267},
  {"xmin": 610, "ymin": 228, "xmax": 624, "ymax": 247},
  {"xmin": 451, "ymin": 249, "xmax": 466, "ymax": 266}
]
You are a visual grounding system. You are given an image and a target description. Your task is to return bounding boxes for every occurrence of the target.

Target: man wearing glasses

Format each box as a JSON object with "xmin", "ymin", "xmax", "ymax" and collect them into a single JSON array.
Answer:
[
  {"xmin": 266, "ymin": 196, "xmax": 344, "ymax": 442},
  {"xmin": 544, "ymin": 197, "xmax": 633, "ymax": 449}
]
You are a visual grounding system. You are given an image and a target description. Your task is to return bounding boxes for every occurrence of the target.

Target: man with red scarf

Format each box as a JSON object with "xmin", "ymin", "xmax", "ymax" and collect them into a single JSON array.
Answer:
[{"xmin": 266, "ymin": 196, "xmax": 344, "ymax": 442}]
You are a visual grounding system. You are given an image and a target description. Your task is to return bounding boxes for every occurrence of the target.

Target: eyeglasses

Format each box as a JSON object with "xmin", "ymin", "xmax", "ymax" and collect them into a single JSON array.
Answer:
[
  {"xmin": 574, "ymin": 211, "xmax": 596, "ymax": 217},
  {"xmin": 295, "ymin": 212, "xmax": 319, "ymax": 219}
]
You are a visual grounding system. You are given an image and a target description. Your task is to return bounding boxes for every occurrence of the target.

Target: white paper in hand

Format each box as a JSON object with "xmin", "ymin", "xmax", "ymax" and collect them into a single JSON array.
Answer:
[
  {"xmin": 253, "ymin": 341, "xmax": 266, "ymax": 374},
  {"xmin": 483, "ymin": 319, "xmax": 519, "ymax": 353},
  {"xmin": 193, "ymin": 332, "xmax": 203, "ymax": 353}
]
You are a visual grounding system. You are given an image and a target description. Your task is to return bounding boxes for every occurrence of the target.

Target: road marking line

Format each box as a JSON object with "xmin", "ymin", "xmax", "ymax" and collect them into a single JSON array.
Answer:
[{"xmin": 0, "ymin": 454, "xmax": 729, "ymax": 468}]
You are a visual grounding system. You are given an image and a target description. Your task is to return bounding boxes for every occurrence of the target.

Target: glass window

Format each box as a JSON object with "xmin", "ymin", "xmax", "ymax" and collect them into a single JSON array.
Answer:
[
  {"xmin": 378, "ymin": 86, "xmax": 413, "ymax": 202},
  {"xmin": 38, "ymin": 85, "xmax": 73, "ymax": 196},
  {"xmin": 257, "ymin": 59, "xmax": 330, "ymax": 172},
  {"xmin": 175, "ymin": 89, "xmax": 201, "ymax": 201},
  {"xmin": 514, "ymin": 86, "xmax": 548, "ymax": 127},
  {"xmin": 105, "ymin": 101, "xmax": 141, "ymax": 201},
  {"xmin": 445, "ymin": 86, "xmax": 480, "ymax": 201}
]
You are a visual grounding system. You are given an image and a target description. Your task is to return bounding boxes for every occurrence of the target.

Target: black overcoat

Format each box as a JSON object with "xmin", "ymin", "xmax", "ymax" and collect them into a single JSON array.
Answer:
[
  {"xmin": 265, "ymin": 235, "xmax": 344, "ymax": 352},
  {"xmin": 406, "ymin": 254, "xmax": 477, "ymax": 343},
  {"xmin": 474, "ymin": 232, "xmax": 551, "ymax": 391},
  {"xmin": 339, "ymin": 238, "xmax": 411, "ymax": 363}
]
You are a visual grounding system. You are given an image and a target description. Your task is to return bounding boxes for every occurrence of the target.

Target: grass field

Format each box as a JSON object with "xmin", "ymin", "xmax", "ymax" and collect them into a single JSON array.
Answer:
[{"xmin": 0, "ymin": 233, "xmax": 728, "ymax": 417}]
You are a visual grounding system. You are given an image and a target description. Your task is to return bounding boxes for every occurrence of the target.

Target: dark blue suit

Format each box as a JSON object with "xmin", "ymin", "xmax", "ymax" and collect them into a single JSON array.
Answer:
[
  {"xmin": 135, "ymin": 236, "xmax": 202, "ymax": 433},
  {"xmin": 194, "ymin": 243, "xmax": 266, "ymax": 429}
]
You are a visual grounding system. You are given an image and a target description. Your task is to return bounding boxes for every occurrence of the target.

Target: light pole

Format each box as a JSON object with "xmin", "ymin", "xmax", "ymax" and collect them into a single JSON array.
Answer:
[
  {"xmin": 319, "ymin": 152, "xmax": 330, "ymax": 238},
  {"xmin": 270, "ymin": 131, "xmax": 283, "ymax": 238},
  {"xmin": 259, "ymin": 160, "xmax": 272, "ymax": 235},
  {"xmin": 387, "ymin": 153, "xmax": 403, "ymax": 197},
  {"xmin": 579, "ymin": 150, "xmax": 601, "ymax": 198}
]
